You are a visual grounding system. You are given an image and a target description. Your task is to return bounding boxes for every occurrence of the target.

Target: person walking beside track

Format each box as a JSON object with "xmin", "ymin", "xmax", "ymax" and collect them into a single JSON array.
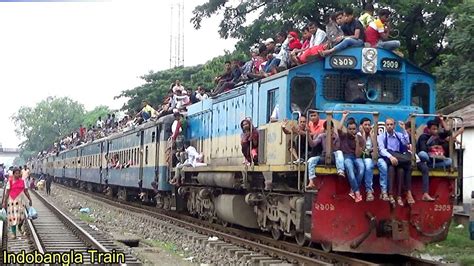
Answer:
[
  {"xmin": 46, "ymin": 174, "xmax": 53, "ymax": 195},
  {"xmin": 2, "ymin": 167, "xmax": 33, "ymax": 239}
]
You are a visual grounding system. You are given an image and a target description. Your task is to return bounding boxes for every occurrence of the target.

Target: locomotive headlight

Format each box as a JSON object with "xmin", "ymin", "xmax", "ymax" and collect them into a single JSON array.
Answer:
[
  {"xmin": 362, "ymin": 48, "xmax": 378, "ymax": 74},
  {"xmin": 364, "ymin": 49, "xmax": 377, "ymax": 61},
  {"xmin": 363, "ymin": 62, "xmax": 376, "ymax": 73}
]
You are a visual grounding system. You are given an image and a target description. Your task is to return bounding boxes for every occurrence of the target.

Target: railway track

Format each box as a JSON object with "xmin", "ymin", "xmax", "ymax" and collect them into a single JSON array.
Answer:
[
  {"xmin": 1, "ymin": 188, "xmax": 139, "ymax": 265},
  {"xmin": 55, "ymin": 184, "xmax": 438, "ymax": 265}
]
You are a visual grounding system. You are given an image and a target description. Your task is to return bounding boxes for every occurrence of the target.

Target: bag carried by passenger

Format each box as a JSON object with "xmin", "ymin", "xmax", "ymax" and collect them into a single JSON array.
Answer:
[
  {"xmin": 27, "ymin": 207, "xmax": 38, "ymax": 220},
  {"xmin": 428, "ymin": 145, "xmax": 446, "ymax": 159},
  {"xmin": 0, "ymin": 208, "xmax": 6, "ymax": 222},
  {"xmin": 383, "ymin": 132, "xmax": 411, "ymax": 165}
]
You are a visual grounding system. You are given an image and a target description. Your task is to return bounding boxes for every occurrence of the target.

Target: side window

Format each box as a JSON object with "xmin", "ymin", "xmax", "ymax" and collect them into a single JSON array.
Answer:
[
  {"xmin": 290, "ymin": 77, "xmax": 316, "ymax": 115},
  {"xmin": 145, "ymin": 146, "xmax": 149, "ymax": 165},
  {"xmin": 411, "ymin": 83, "xmax": 430, "ymax": 114},
  {"xmin": 267, "ymin": 88, "xmax": 279, "ymax": 122}
]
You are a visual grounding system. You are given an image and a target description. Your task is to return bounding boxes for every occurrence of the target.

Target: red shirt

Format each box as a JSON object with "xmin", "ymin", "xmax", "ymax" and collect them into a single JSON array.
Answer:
[
  {"xmin": 308, "ymin": 119, "xmax": 326, "ymax": 136},
  {"xmin": 365, "ymin": 19, "xmax": 385, "ymax": 47},
  {"xmin": 79, "ymin": 127, "xmax": 86, "ymax": 138}
]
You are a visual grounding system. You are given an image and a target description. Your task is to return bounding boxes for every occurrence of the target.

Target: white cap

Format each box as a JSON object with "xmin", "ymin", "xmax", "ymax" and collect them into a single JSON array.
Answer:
[{"xmin": 264, "ymin": 38, "xmax": 274, "ymax": 45}]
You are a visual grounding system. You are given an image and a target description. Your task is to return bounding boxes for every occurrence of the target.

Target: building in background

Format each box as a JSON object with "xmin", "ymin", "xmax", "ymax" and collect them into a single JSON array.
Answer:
[{"xmin": 439, "ymin": 97, "xmax": 474, "ymax": 212}]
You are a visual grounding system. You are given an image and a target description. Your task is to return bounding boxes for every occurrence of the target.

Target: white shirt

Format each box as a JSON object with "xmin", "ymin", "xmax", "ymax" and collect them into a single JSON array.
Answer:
[
  {"xmin": 171, "ymin": 120, "xmax": 182, "ymax": 136},
  {"xmin": 270, "ymin": 104, "xmax": 280, "ymax": 121},
  {"xmin": 172, "ymin": 84, "xmax": 184, "ymax": 93},
  {"xmin": 196, "ymin": 93, "xmax": 209, "ymax": 101},
  {"xmin": 310, "ymin": 28, "xmax": 327, "ymax": 47},
  {"xmin": 96, "ymin": 119, "xmax": 104, "ymax": 128},
  {"xmin": 183, "ymin": 146, "xmax": 206, "ymax": 167}
]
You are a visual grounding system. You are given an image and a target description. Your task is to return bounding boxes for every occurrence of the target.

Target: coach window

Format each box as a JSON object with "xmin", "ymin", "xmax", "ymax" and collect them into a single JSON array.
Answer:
[
  {"xmin": 145, "ymin": 146, "xmax": 149, "ymax": 165},
  {"xmin": 411, "ymin": 83, "xmax": 430, "ymax": 114},
  {"xmin": 267, "ymin": 88, "xmax": 279, "ymax": 122},
  {"xmin": 290, "ymin": 77, "xmax": 316, "ymax": 115}
]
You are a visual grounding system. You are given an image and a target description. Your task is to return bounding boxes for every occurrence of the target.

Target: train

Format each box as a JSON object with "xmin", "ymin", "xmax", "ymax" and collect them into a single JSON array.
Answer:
[{"xmin": 29, "ymin": 46, "xmax": 462, "ymax": 255}]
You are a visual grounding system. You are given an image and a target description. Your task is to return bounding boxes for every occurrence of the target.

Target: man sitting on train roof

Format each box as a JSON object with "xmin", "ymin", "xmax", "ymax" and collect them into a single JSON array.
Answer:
[
  {"xmin": 289, "ymin": 26, "xmax": 312, "ymax": 66},
  {"xmin": 359, "ymin": 3, "xmax": 375, "ymax": 28},
  {"xmin": 365, "ymin": 9, "xmax": 400, "ymax": 51},
  {"xmin": 319, "ymin": 7, "xmax": 365, "ymax": 57},
  {"xmin": 212, "ymin": 60, "xmax": 242, "ymax": 96},
  {"xmin": 306, "ymin": 120, "xmax": 344, "ymax": 190},
  {"xmin": 325, "ymin": 11, "xmax": 345, "ymax": 51},
  {"xmin": 297, "ymin": 22, "xmax": 327, "ymax": 64},
  {"xmin": 137, "ymin": 100, "xmax": 158, "ymax": 122}
]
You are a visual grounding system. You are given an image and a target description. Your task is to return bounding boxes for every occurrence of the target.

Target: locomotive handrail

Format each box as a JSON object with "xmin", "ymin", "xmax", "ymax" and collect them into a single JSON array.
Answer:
[
  {"xmin": 291, "ymin": 111, "xmax": 302, "ymax": 191},
  {"xmin": 409, "ymin": 113, "xmax": 464, "ymax": 172}
]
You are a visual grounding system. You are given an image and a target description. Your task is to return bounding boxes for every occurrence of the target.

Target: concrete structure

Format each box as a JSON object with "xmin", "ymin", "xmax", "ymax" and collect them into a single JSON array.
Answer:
[
  {"xmin": 0, "ymin": 147, "xmax": 20, "ymax": 166},
  {"xmin": 439, "ymin": 98, "xmax": 474, "ymax": 212}
]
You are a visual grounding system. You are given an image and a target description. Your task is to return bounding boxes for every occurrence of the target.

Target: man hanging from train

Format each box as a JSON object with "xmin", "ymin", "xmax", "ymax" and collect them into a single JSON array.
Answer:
[
  {"xmin": 281, "ymin": 115, "xmax": 308, "ymax": 164},
  {"xmin": 404, "ymin": 121, "xmax": 435, "ymax": 202},
  {"xmin": 357, "ymin": 117, "xmax": 390, "ymax": 202},
  {"xmin": 306, "ymin": 120, "xmax": 344, "ymax": 190},
  {"xmin": 240, "ymin": 118, "xmax": 259, "ymax": 166},
  {"xmin": 338, "ymin": 112, "xmax": 365, "ymax": 202}
]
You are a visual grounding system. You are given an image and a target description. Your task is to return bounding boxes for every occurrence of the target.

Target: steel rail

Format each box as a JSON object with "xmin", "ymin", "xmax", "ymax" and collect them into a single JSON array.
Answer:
[
  {"xmin": 56, "ymin": 184, "xmax": 379, "ymax": 265},
  {"xmin": 30, "ymin": 190, "xmax": 109, "ymax": 253}
]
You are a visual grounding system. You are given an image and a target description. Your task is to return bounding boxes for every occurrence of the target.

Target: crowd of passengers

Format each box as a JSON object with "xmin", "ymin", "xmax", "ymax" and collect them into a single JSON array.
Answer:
[{"xmin": 239, "ymin": 112, "xmax": 464, "ymax": 206}]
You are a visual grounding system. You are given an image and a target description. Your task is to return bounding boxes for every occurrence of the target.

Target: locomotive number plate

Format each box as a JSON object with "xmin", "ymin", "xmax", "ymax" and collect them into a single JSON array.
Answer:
[
  {"xmin": 330, "ymin": 56, "xmax": 357, "ymax": 69},
  {"xmin": 381, "ymin": 58, "xmax": 402, "ymax": 71},
  {"xmin": 434, "ymin": 204, "xmax": 451, "ymax": 212},
  {"xmin": 314, "ymin": 203, "xmax": 335, "ymax": 211}
]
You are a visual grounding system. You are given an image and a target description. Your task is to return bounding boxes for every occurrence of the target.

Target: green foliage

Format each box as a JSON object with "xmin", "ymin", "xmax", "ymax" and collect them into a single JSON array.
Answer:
[
  {"xmin": 423, "ymin": 222, "xmax": 474, "ymax": 265},
  {"xmin": 12, "ymin": 157, "xmax": 26, "ymax": 167},
  {"xmin": 115, "ymin": 50, "xmax": 247, "ymax": 112},
  {"xmin": 435, "ymin": 1, "xmax": 474, "ymax": 109},
  {"xmin": 11, "ymin": 96, "xmax": 85, "ymax": 159},
  {"xmin": 192, "ymin": 0, "xmax": 461, "ymax": 69},
  {"xmin": 83, "ymin": 105, "xmax": 112, "ymax": 128}
]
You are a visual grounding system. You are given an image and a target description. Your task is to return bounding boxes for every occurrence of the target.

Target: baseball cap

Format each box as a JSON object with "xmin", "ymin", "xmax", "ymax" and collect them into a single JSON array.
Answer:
[{"xmin": 264, "ymin": 38, "xmax": 275, "ymax": 45}]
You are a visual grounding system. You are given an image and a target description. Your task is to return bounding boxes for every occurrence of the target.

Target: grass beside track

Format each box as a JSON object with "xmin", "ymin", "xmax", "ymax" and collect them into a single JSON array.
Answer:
[{"xmin": 422, "ymin": 222, "xmax": 474, "ymax": 265}]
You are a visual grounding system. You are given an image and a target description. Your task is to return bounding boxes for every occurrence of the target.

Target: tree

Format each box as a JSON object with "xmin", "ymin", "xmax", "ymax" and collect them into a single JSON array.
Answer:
[
  {"xmin": 435, "ymin": 1, "xmax": 474, "ymax": 109},
  {"xmin": 83, "ymin": 105, "xmax": 113, "ymax": 128},
  {"xmin": 12, "ymin": 157, "xmax": 26, "ymax": 167},
  {"xmin": 12, "ymin": 96, "xmax": 85, "ymax": 159},
  {"xmin": 191, "ymin": 0, "xmax": 461, "ymax": 69}
]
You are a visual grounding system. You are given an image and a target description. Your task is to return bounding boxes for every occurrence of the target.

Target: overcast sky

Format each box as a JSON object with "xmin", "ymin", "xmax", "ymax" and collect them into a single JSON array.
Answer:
[{"xmin": 0, "ymin": 0, "xmax": 237, "ymax": 148}]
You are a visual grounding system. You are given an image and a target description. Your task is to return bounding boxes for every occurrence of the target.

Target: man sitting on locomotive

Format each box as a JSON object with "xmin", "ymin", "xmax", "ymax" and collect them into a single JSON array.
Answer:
[
  {"xmin": 338, "ymin": 112, "xmax": 366, "ymax": 202},
  {"xmin": 417, "ymin": 120, "xmax": 452, "ymax": 169},
  {"xmin": 405, "ymin": 121, "xmax": 435, "ymax": 202},
  {"xmin": 377, "ymin": 118, "xmax": 414, "ymax": 207},
  {"xmin": 306, "ymin": 120, "xmax": 344, "ymax": 190},
  {"xmin": 281, "ymin": 115, "xmax": 308, "ymax": 164},
  {"xmin": 357, "ymin": 117, "xmax": 386, "ymax": 202},
  {"xmin": 170, "ymin": 140, "xmax": 206, "ymax": 186}
]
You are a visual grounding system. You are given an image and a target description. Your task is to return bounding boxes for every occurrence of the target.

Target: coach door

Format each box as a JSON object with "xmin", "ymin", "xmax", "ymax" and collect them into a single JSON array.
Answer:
[{"xmin": 139, "ymin": 130, "xmax": 145, "ymax": 182}]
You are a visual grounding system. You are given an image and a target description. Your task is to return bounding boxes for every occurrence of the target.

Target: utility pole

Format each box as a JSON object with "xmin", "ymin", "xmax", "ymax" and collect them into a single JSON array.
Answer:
[{"xmin": 169, "ymin": 0, "xmax": 184, "ymax": 68}]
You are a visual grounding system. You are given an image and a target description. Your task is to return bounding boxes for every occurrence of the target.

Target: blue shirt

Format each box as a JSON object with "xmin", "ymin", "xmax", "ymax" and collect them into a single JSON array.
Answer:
[{"xmin": 377, "ymin": 130, "xmax": 410, "ymax": 158}]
